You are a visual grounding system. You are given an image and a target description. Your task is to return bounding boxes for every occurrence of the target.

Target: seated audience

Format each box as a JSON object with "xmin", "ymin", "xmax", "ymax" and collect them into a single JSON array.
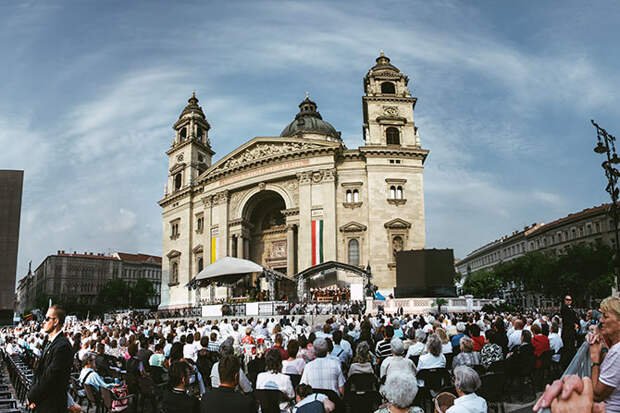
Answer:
[
  {"xmin": 375, "ymin": 373, "xmax": 423, "ymax": 413},
  {"xmin": 201, "ymin": 355, "xmax": 256, "ymax": 413},
  {"xmin": 479, "ymin": 329, "xmax": 503, "ymax": 368},
  {"xmin": 162, "ymin": 361, "xmax": 200, "ymax": 413},
  {"xmin": 446, "ymin": 366, "xmax": 487, "ymax": 413},
  {"xmin": 451, "ymin": 337, "xmax": 480, "ymax": 369},
  {"xmin": 256, "ymin": 349, "xmax": 295, "ymax": 412}
]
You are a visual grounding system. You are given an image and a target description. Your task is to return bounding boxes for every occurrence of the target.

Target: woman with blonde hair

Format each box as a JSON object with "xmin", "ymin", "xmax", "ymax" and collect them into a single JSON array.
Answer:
[{"xmin": 435, "ymin": 328, "xmax": 452, "ymax": 354}]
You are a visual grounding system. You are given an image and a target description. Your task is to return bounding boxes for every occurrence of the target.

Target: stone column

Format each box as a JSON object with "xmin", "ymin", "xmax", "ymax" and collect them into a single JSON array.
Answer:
[
  {"xmin": 203, "ymin": 196, "xmax": 212, "ymax": 263},
  {"xmin": 237, "ymin": 236, "xmax": 244, "ymax": 259},
  {"xmin": 297, "ymin": 171, "xmax": 312, "ymax": 270},
  {"xmin": 322, "ymin": 169, "xmax": 337, "ymax": 261},
  {"xmin": 229, "ymin": 235, "xmax": 236, "ymax": 258},
  {"xmin": 286, "ymin": 225, "xmax": 295, "ymax": 277}
]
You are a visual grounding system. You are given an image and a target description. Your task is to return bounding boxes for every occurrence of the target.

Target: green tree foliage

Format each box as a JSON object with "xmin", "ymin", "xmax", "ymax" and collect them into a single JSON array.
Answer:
[
  {"xmin": 131, "ymin": 278, "xmax": 155, "ymax": 309},
  {"xmin": 97, "ymin": 279, "xmax": 129, "ymax": 308},
  {"xmin": 462, "ymin": 242, "xmax": 614, "ymax": 305},
  {"xmin": 433, "ymin": 298, "xmax": 448, "ymax": 313}
]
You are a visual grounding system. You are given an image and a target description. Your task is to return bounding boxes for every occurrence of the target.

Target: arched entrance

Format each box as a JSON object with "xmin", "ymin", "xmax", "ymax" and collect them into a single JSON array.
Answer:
[{"xmin": 243, "ymin": 190, "xmax": 289, "ymax": 274}]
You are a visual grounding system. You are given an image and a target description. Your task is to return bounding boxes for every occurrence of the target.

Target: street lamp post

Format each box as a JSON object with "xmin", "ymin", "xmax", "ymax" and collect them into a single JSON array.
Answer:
[{"xmin": 592, "ymin": 119, "xmax": 620, "ymax": 296}]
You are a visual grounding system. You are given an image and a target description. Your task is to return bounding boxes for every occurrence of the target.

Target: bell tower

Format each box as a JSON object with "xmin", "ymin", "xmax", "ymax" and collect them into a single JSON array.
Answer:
[
  {"xmin": 165, "ymin": 92, "xmax": 215, "ymax": 196},
  {"xmin": 362, "ymin": 51, "xmax": 421, "ymax": 147}
]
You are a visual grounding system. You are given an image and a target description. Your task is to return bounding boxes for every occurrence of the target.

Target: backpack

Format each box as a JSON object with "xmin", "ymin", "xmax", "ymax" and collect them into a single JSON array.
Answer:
[{"xmin": 295, "ymin": 394, "xmax": 324, "ymax": 413}]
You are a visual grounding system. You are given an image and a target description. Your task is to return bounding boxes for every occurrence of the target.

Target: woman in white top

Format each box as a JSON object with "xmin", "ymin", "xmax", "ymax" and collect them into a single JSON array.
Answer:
[
  {"xmin": 417, "ymin": 334, "xmax": 446, "ymax": 371},
  {"xmin": 257, "ymin": 349, "xmax": 295, "ymax": 412},
  {"xmin": 282, "ymin": 339, "xmax": 305, "ymax": 375}
]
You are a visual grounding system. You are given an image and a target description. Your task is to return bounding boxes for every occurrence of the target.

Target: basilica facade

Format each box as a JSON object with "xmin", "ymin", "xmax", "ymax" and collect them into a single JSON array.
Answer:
[{"xmin": 158, "ymin": 53, "xmax": 429, "ymax": 308}]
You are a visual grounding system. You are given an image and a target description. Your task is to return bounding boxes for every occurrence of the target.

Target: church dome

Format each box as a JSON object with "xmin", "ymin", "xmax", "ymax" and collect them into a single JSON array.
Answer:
[
  {"xmin": 179, "ymin": 92, "xmax": 206, "ymax": 119},
  {"xmin": 280, "ymin": 94, "xmax": 341, "ymax": 140}
]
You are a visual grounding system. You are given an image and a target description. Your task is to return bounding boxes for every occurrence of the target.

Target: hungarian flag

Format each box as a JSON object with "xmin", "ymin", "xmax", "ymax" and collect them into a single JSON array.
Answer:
[{"xmin": 311, "ymin": 220, "xmax": 324, "ymax": 265}]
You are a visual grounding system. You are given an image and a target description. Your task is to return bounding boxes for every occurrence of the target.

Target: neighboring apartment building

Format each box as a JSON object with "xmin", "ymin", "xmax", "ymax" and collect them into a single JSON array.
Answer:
[
  {"xmin": 456, "ymin": 203, "xmax": 615, "ymax": 306},
  {"xmin": 15, "ymin": 251, "xmax": 162, "ymax": 314},
  {"xmin": 111, "ymin": 252, "xmax": 162, "ymax": 307}
]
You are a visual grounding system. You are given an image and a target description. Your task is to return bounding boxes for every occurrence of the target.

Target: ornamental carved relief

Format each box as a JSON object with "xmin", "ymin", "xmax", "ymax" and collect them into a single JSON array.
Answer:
[
  {"xmin": 212, "ymin": 190, "xmax": 229, "ymax": 205},
  {"xmin": 323, "ymin": 168, "xmax": 337, "ymax": 182},
  {"xmin": 383, "ymin": 106, "xmax": 400, "ymax": 117},
  {"xmin": 202, "ymin": 196, "xmax": 212, "ymax": 208},
  {"xmin": 229, "ymin": 190, "xmax": 248, "ymax": 213},
  {"xmin": 218, "ymin": 142, "xmax": 322, "ymax": 172}
]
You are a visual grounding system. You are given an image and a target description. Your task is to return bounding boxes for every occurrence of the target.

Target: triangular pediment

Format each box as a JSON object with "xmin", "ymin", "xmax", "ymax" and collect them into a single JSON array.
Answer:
[
  {"xmin": 198, "ymin": 137, "xmax": 341, "ymax": 182},
  {"xmin": 384, "ymin": 218, "xmax": 412, "ymax": 229},
  {"xmin": 340, "ymin": 221, "xmax": 367, "ymax": 233},
  {"xmin": 166, "ymin": 249, "xmax": 181, "ymax": 259},
  {"xmin": 192, "ymin": 244, "xmax": 203, "ymax": 254}
]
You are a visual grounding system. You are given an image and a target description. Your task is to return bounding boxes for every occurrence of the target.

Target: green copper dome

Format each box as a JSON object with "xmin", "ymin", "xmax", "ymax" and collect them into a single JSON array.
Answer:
[{"xmin": 280, "ymin": 94, "xmax": 340, "ymax": 140}]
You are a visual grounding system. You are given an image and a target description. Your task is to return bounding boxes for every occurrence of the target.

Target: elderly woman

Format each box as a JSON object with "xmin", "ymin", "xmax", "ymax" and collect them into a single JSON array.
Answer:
[
  {"xmin": 446, "ymin": 366, "xmax": 487, "ymax": 413},
  {"xmin": 451, "ymin": 337, "xmax": 480, "ymax": 369},
  {"xmin": 375, "ymin": 373, "xmax": 423, "ymax": 413},
  {"xmin": 348, "ymin": 341, "xmax": 375, "ymax": 377},
  {"xmin": 416, "ymin": 333, "xmax": 446, "ymax": 371},
  {"xmin": 405, "ymin": 329, "xmax": 426, "ymax": 358},
  {"xmin": 589, "ymin": 296, "xmax": 620, "ymax": 410},
  {"xmin": 380, "ymin": 338, "xmax": 416, "ymax": 381},
  {"xmin": 257, "ymin": 349, "xmax": 295, "ymax": 412}
]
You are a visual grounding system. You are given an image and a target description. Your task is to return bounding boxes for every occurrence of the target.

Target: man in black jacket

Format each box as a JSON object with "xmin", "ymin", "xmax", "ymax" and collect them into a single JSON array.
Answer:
[
  {"xmin": 561, "ymin": 294, "xmax": 579, "ymax": 366},
  {"xmin": 27, "ymin": 305, "xmax": 73, "ymax": 413},
  {"xmin": 201, "ymin": 355, "xmax": 256, "ymax": 413}
]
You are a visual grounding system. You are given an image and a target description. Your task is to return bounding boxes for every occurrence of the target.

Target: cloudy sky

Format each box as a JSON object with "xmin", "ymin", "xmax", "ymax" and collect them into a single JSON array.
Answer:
[{"xmin": 2, "ymin": 0, "xmax": 618, "ymax": 281}]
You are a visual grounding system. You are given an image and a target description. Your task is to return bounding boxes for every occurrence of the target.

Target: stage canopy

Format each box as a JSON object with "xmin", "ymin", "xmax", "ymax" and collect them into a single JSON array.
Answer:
[{"xmin": 187, "ymin": 256, "xmax": 292, "ymax": 289}]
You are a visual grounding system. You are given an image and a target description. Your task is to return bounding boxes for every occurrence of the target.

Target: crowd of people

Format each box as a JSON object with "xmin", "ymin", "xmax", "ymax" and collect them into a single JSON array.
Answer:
[
  {"xmin": 1, "ymin": 294, "xmax": 618, "ymax": 413},
  {"xmin": 309, "ymin": 287, "xmax": 351, "ymax": 303}
]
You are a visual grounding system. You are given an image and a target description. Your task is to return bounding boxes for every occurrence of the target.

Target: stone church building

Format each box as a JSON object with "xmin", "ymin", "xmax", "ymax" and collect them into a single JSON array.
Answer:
[{"xmin": 159, "ymin": 53, "xmax": 428, "ymax": 309}]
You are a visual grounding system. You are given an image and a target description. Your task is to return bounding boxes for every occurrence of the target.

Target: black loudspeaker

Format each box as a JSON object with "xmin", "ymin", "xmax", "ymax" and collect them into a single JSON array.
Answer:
[{"xmin": 394, "ymin": 249, "xmax": 457, "ymax": 298}]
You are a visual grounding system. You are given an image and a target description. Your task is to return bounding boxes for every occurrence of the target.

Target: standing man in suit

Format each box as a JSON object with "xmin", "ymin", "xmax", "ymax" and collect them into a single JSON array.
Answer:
[
  {"xmin": 27, "ymin": 305, "xmax": 73, "ymax": 413},
  {"xmin": 560, "ymin": 294, "xmax": 579, "ymax": 367}
]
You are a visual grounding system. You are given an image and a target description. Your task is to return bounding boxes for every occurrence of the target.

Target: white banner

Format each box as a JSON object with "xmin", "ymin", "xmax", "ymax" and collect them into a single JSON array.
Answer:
[
  {"xmin": 202, "ymin": 305, "xmax": 222, "ymax": 317},
  {"xmin": 351, "ymin": 283, "xmax": 363, "ymax": 301}
]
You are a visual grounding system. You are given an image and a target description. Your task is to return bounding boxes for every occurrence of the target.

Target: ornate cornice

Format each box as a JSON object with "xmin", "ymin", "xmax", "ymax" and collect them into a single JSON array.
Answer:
[
  {"xmin": 282, "ymin": 207, "xmax": 299, "ymax": 217},
  {"xmin": 343, "ymin": 202, "xmax": 363, "ymax": 209},
  {"xmin": 192, "ymin": 244, "xmax": 204, "ymax": 254},
  {"xmin": 158, "ymin": 186, "xmax": 192, "ymax": 208},
  {"xmin": 341, "ymin": 182, "xmax": 363, "ymax": 187},
  {"xmin": 166, "ymin": 250, "xmax": 181, "ymax": 259},
  {"xmin": 385, "ymin": 178, "xmax": 407, "ymax": 184}
]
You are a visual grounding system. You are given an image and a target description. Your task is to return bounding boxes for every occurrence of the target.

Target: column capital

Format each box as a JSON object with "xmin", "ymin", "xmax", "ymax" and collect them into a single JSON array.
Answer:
[{"xmin": 296, "ymin": 171, "xmax": 312, "ymax": 185}]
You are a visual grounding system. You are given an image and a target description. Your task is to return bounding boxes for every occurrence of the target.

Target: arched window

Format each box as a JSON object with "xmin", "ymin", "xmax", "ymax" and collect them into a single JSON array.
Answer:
[
  {"xmin": 171, "ymin": 262, "xmax": 178, "ymax": 284},
  {"xmin": 180, "ymin": 127, "xmax": 187, "ymax": 141},
  {"xmin": 346, "ymin": 190, "xmax": 352, "ymax": 203},
  {"xmin": 396, "ymin": 186, "xmax": 403, "ymax": 199},
  {"xmin": 348, "ymin": 239, "xmax": 360, "ymax": 266},
  {"xmin": 197, "ymin": 127, "xmax": 202, "ymax": 141},
  {"xmin": 381, "ymin": 82, "xmax": 396, "ymax": 94},
  {"xmin": 390, "ymin": 186, "xmax": 396, "ymax": 199},
  {"xmin": 386, "ymin": 127, "xmax": 400, "ymax": 145},
  {"xmin": 174, "ymin": 173, "xmax": 182, "ymax": 190},
  {"xmin": 353, "ymin": 189, "xmax": 359, "ymax": 202}
]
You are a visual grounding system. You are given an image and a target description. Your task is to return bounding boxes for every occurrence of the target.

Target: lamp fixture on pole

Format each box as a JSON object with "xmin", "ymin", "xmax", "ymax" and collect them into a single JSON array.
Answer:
[{"xmin": 592, "ymin": 119, "xmax": 620, "ymax": 296}]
